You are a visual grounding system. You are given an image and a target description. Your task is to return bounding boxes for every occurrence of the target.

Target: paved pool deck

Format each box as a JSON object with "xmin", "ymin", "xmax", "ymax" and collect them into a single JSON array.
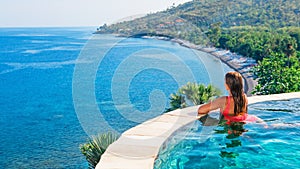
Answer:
[{"xmin": 96, "ymin": 92, "xmax": 300, "ymax": 169}]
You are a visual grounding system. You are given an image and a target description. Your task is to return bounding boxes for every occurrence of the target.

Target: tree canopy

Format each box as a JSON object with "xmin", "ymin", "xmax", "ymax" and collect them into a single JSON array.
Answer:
[{"xmin": 97, "ymin": 0, "xmax": 300, "ymax": 38}]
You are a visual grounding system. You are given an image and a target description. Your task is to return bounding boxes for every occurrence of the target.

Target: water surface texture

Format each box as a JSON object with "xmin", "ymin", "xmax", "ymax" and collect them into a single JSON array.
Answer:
[
  {"xmin": 0, "ymin": 28, "xmax": 230, "ymax": 168},
  {"xmin": 155, "ymin": 99, "xmax": 300, "ymax": 169}
]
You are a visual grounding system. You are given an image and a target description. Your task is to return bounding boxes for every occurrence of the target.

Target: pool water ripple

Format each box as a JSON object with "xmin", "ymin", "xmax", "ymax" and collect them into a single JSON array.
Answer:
[{"xmin": 154, "ymin": 99, "xmax": 300, "ymax": 169}]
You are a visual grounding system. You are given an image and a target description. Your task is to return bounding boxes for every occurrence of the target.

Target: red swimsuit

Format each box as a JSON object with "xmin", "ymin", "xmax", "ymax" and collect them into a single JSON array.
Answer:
[{"xmin": 222, "ymin": 96, "xmax": 257, "ymax": 124}]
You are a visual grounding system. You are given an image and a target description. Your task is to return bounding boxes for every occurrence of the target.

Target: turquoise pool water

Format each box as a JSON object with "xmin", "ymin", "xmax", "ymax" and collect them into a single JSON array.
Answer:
[{"xmin": 154, "ymin": 99, "xmax": 300, "ymax": 169}]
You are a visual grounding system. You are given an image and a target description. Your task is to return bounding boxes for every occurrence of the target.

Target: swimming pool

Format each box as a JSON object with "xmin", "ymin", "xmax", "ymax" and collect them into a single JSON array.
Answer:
[{"xmin": 154, "ymin": 98, "xmax": 300, "ymax": 169}]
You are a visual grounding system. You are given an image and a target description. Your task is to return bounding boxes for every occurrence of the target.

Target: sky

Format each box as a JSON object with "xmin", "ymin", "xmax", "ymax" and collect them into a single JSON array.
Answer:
[{"xmin": 0, "ymin": 0, "xmax": 191, "ymax": 27}]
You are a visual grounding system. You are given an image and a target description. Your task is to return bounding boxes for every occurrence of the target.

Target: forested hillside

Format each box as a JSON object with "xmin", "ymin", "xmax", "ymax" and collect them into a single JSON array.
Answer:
[
  {"xmin": 169, "ymin": 0, "xmax": 299, "ymax": 28},
  {"xmin": 97, "ymin": 0, "xmax": 300, "ymax": 36}
]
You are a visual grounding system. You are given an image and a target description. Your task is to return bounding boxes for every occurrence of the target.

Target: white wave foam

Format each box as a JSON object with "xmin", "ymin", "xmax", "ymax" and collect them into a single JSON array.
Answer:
[
  {"xmin": 76, "ymin": 36, "xmax": 92, "ymax": 40},
  {"xmin": 2, "ymin": 50, "xmax": 18, "ymax": 53},
  {"xmin": 22, "ymin": 50, "xmax": 41, "ymax": 54},
  {"xmin": 61, "ymin": 42, "xmax": 85, "ymax": 45},
  {"xmin": 0, "ymin": 68, "xmax": 20, "ymax": 75},
  {"xmin": 0, "ymin": 59, "xmax": 92, "ymax": 75},
  {"xmin": 13, "ymin": 33, "xmax": 53, "ymax": 37},
  {"xmin": 46, "ymin": 46, "xmax": 79, "ymax": 51},
  {"xmin": 30, "ymin": 40, "xmax": 51, "ymax": 44},
  {"xmin": 21, "ymin": 46, "xmax": 80, "ymax": 54},
  {"xmin": 137, "ymin": 53, "xmax": 178, "ymax": 61}
]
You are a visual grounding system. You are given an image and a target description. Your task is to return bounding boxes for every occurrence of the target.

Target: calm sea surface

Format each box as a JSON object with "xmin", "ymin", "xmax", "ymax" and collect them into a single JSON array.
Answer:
[{"xmin": 0, "ymin": 27, "xmax": 230, "ymax": 168}]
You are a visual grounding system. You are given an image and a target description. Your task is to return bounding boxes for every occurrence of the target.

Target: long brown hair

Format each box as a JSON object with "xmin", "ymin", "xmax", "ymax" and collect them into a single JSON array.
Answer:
[{"xmin": 225, "ymin": 72, "xmax": 247, "ymax": 115}]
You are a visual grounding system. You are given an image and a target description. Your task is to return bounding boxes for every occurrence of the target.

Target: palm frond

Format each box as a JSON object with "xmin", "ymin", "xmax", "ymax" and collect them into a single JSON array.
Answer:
[{"xmin": 80, "ymin": 132, "xmax": 119, "ymax": 169}]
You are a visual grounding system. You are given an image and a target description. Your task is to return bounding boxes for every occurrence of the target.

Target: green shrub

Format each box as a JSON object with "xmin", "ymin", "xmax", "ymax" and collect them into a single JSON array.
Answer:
[
  {"xmin": 80, "ymin": 132, "xmax": 119, "ymax": 169},
  {"xmin": 252, "ymin": 52, "xmax": 300, "ymax": 95},
  {"xmin": 166, "ymin": 82, "xmax": 221, "ymax": 112}
]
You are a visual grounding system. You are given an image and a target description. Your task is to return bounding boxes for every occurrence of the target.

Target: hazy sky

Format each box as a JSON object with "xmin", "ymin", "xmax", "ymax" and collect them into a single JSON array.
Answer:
[{"xmin": 0, "ymin": 0, "xmax": 191, "ymax": 27}]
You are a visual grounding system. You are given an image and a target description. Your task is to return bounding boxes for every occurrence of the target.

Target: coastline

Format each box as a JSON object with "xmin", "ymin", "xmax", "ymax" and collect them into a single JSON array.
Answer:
[
  {"xmin": 201, "ymin": 47, "xmax": 257, "ymax": 96},
  {"xmin": 170, "ymin": 38, "xmax": 257, "ymax": 96},
  {"xmin": 95, "ymin": 33, "xmax": 257, "ymax": 95}
]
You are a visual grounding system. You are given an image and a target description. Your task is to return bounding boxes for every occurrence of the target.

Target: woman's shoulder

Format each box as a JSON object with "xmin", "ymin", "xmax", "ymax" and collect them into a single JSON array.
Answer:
[
  {"xmin": 215, "ymin": 96, "xmax": 227, "ymax": 102},
  {"xmin": 213, "ymin": 96, "xmax": 227, "ymax": 107}
]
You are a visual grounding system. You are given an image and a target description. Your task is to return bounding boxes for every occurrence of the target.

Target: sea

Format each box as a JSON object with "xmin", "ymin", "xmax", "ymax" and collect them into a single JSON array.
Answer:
[{"xmin": 0, "ymin": 27, "xmax": 231, "ymax": 168}]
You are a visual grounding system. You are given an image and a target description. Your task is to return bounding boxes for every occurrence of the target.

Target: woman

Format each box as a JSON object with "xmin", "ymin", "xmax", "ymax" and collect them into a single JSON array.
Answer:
[{"xmin": 198, "ymin": 71, "xmax": 257, "ymax": 124}]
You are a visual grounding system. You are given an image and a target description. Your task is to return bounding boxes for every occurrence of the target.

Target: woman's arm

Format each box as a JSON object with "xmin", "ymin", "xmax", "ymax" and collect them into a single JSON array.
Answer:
[{"xmin": 198, "ymin": 96, "xmax": 226, "ymax": 115}]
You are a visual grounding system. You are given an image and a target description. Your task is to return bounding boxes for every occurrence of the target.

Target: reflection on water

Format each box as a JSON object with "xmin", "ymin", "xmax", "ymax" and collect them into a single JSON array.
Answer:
[
  {"xmin": 200, "ymin": 115, "xmax": 247, "ymax": 159},
  {"xmin": 155, "ymin": 99, "xmax": 300, "ymax": 169}
]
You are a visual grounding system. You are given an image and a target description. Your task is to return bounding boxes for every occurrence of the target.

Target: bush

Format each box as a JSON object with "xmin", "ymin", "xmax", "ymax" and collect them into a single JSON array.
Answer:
[
  {"xmin": 166, "ymin": 82, "xmax": 221, "ymax": 112},
  {"xmin": 252, "ymin": 52, "xmax": 300, "ymax": 94},
  {"xmin": 80, "ymin": 132, "xmax": 119, "ymax": 169}
]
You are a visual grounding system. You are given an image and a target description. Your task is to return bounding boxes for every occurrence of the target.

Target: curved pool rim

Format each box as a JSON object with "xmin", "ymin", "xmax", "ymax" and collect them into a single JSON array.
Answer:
[{"xmin": 96, "ymin": 92, "xmax": 300, "ymax": 169}]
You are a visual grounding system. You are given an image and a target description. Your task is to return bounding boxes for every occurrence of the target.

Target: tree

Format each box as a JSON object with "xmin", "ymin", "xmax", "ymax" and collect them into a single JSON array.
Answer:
[
  {"xmin": 179, "ymin": 82, "xmax": 201, "ymax": 105},
  {"xmin": 165, "ymin": 93, "xmax": 187, "ymax": 112},
  {"xmin": 166, "ymin": 82, "xmax": 221, "ymax": 112},
  {"xmin": 207, "ymin": 22, "xmax": 222, "ymax": 46},
  {"xmin": 80, "ymin": 132, "xmax": 119, "ymax": 169},
  {"xmin": 218, "ymin": 34, "xmax": 231, "ymax": 49},
  {"xmin": 198, "ymin": 84, "xmax": 222, "ymax": 104},
  {"xmin": 252, "ymin": 52, "xmax": 300, "ymax": 95}
]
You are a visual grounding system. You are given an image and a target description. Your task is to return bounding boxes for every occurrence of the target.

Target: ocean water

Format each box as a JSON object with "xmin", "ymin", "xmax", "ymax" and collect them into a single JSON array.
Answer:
[
  {"xmin": 154, "ymin": 99, "xmax": 300, "ymax": 169},
  {"xmin": 0, "ymin": 27, "xmax": 94, "ymax": 168},
  {"xmin": 0, "ymin": 27, "xmax": 230, "ymax": 168}
]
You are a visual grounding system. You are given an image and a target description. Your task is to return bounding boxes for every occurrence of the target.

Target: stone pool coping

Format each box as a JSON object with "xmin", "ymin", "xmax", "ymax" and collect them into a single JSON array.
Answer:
[{"xmin": 96, "ymin": 92, "xmax": 300, "ymax": 169}]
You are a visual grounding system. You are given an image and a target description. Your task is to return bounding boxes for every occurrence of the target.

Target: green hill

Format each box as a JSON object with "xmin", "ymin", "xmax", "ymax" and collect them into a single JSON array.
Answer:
[{"xmin": 97, "ymin": 0, "xmax": 300, "ymax": 38}]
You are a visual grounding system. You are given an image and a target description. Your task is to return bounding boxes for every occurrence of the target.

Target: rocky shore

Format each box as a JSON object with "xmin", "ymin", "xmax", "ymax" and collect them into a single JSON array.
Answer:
[{"xmin": 170, "ymin": 38, "xmax": 257, "ymax": 96}]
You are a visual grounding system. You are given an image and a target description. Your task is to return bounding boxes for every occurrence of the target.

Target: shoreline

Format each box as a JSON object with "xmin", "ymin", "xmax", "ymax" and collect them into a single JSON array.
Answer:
[
  {"xmin": 201, "ymin": 47, "xmax": 257, "ymax": 96},
  {"xmin": 170, "ymin": 38, "xmax": 257, "ymax": 96},
  {"xmin": 97, "ymin": 33, "xmax": 257, "ymax": 95}
]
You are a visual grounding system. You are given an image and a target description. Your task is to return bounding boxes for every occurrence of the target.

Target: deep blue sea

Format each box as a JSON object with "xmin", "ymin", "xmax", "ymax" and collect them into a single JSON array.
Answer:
[{"xmin": 0, "ymin": 27, "xmax": 230, "ymax": 168}]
